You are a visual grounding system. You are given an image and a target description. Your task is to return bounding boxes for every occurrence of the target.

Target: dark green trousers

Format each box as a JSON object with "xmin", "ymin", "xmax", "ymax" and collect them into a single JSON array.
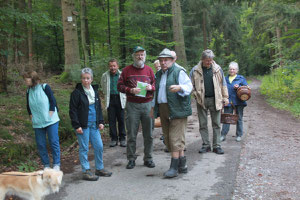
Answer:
[{"xmin": 125, "ymin": 101, "xmax": 153, "ymax": 161}]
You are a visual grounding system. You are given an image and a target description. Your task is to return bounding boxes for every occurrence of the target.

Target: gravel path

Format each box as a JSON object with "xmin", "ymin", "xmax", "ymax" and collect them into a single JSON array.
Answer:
[{"xmin": 232, "ymin": 79, "xmax": 300, "ymax": 200}]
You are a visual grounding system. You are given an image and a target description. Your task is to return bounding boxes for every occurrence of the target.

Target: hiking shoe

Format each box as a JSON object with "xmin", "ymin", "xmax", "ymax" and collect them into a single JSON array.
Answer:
[
  {"xmin": 198, "ymin": 146, "xmax": 211, "ymax": 153},
  {"xmin": 120, "ymin": 140, "xmax": 126, "ymax": 147},
  {"xmin": 95, "ymin": 169, "xmax": 112, "ymax": 177},
  {"xmin": 236, "ymin": 136, "xmax": 241, "ymax": 142},
  {"xmin": 83, "ymin": 170, "xmax": 99, "ymax": 181},
  {"xmin": 144, "ymin": 160, "xmax": 155, "ymax": 168},
  {"xmin": 109, "ymin": 141, "xmax": 117, "ymax": 147},
  {"xmin": 126, "ymin": 160, "xmax": 135, "ymax": 169},
  {"xmin": 213, "ymin": 147, "xmax": 224, "ymax": 154},
  {"xmin": 220, "ymin": 135, "xmax": 226, "ymax": 142}
]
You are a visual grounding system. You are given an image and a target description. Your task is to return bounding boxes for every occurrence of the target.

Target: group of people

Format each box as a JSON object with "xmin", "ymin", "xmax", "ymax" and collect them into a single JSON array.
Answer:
[{"xmin": 23, "ymin": 47, "xmax": 248, "ymax": 181}]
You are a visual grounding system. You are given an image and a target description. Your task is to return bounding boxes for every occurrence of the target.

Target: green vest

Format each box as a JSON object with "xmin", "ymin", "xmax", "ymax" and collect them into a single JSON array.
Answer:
[{"xmin": 155, "ymin": 64, "xmax": 192, "ymax": 119}]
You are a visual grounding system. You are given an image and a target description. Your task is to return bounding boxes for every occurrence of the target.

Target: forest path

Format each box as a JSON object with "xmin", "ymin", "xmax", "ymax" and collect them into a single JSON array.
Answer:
[{"xmin": 46, "ymin": 79, "xmax": 299, "ymax": 200}]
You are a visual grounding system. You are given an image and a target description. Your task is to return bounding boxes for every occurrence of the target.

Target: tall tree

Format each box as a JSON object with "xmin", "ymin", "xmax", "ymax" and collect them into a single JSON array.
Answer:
[
  {"xmin": 119, "ymin": 0, "xmax": 126, "ymax": 68},
  {"xmin": 80, "ymin": 0, "xmax": 90, "ymax": 66},
  {"xmin": 61, "ymin": 0, "xmax": 81, "ymax": 79},
  {"xmin": 171, "ymin": 0, "xmax": 187, "ymax": 66},
  {"xmin": 0, "ymin": 0, "xmax": 9, "ymax": 93},
  {"xmin": 107, "ymin": 0, "xmax": 112, "ymax": 57},
  {"xmin": 27, "ymin": 0, "xmax": 33, "ymax": 68}
]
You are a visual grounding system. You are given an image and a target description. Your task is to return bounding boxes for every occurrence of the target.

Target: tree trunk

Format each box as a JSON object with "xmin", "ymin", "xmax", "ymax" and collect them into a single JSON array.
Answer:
[
  {"xmin": 61, "ymin": 0, "xmax": 81, "ymax": 80},
  {"xmin": 276, "ymin": 26, "xmax": 283, "ymax": 67},
  {"xmin": 107, "ymin": 0, "xmax": 112, "ymax": 57},
  {"xmin": 119, "ymin": 0, "xmax": 126, "ymax": 68},
  {"xmin": 18, "ymin": 0, "xmax": 28, "ymax": 65},
  {"xmin": 202, "ymin": 9, "xmax": 207, "ymax": 50},
  {"xmin": 0, "ymin": 0, "xmax": 9, "ymax": 93},
  {"xmin": 27, "ymin": 0, "xmax": 33, "ymax": 68},
  {"xmin": 80, "ymin": 0, "xmax": 89, "ymax": 67},
  {"xmin": 171, "ymin": 0, "xmax": 187, "ymax": 67}
]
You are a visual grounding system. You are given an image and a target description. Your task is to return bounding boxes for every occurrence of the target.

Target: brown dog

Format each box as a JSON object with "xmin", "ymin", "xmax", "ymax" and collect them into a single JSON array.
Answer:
[{"xmin": 0, "ymin": 168, "xmax": 63, "ymax": 200}]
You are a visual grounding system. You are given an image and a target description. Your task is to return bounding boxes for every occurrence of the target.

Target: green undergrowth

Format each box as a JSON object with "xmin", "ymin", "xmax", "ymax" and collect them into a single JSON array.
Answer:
[
  {"xmin": 0, "ymin": 74, "xmax": 109, "ymax": 171},
  {"xmin": 260, "ymin": 61, "xmax": 300, "ymax": 118}
]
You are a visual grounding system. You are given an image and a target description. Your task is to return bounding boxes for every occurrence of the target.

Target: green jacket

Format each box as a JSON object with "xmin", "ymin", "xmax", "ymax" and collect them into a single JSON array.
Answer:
[{"xmin": 154, "ymin": 64, "xmax": 192, "ymax": 119}]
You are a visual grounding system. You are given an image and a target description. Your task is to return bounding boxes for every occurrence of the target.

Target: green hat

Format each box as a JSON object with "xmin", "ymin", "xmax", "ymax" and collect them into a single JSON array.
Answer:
[
  {"xmin": 158, "ymin": 48, "xmax": 174, "ymax": 59},
  {"xmin": 133, "ymin": 46, "xmax": 145, "ymax": 53}
]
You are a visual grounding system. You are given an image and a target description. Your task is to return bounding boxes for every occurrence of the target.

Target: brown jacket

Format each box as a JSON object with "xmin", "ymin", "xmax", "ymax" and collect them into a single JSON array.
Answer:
[{"xmin": 190, "ymin": 61, "xmax": 229, "ymax": 110}]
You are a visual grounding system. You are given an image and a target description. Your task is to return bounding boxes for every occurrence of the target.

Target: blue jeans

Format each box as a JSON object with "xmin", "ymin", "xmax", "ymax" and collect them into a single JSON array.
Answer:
[
  {"xmin": 34, "ymin": 122, "xmax": 60, "ymax": 168},
  {"xmin": 221, "ymin": 105, "xmax": 245, "ymax": 137},
  {"xmin": 77, "ymin": 121, "xmax": 104, "ymax": 172}
]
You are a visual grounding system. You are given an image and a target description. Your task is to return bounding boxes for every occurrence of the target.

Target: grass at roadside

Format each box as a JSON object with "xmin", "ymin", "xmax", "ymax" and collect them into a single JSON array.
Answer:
[
  {"xmin": 0, "ymin": 75, "xmax": 109, "ymax": 172},
  {"xmin": 259, "ymin": 62, "xmax": 300, "ymax": 118}
]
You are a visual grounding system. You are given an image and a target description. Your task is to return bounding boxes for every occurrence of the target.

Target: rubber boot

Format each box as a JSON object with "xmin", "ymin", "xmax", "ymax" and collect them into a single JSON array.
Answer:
[
  {"xmin": 178, "ymin": 156, "xmax": 188, "ymax": 173},
  {"xmin": 163, "ymin": 158, "xmax": 179, "ymax": 178}
]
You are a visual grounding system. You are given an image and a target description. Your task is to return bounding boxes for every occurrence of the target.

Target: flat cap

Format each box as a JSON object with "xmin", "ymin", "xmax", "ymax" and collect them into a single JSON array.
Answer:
[
  {"xmin": 133, "ymin": 46, "xmax": 145, "ymax": 53},
  {"xmin": 158, "ymin": 48, "xmax": 174, "ymax": 59}
]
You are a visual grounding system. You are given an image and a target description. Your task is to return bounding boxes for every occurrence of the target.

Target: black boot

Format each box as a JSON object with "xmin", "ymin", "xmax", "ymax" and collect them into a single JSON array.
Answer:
[
  {"xmin": 178, "ymin": 156, "xmax": 188, "ymax": 174},
  {"xmin": 164, "ymin": 158, "xmax": 179, "ymax": 178}
]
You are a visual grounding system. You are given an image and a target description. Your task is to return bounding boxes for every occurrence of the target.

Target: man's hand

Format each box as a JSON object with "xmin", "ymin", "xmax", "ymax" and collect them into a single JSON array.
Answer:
[
  {"xmin": 76, "ymin": 127, "xmax": 83, "ymax": 134},
  {"xmin": 234, "ymin": 84, "xmax": 239, "ymax": 89},
  {"xmin": 99, "ymin": 124, "xmax": 104, "ymax": 130},
  {"xmin": 131, "ymin": 88, "xmax": 141, "ymax": 94},
  {"xmin": 169, "ymin": 85, "xmax": 181, "ymax": 93},
  {"xmin": 49, "ymin": 111, "xmax": 54, "ymax": 117},
  {"xmin": 223, "ymin": 99, "xmax": 229, "ymax": 106},
  {"xmin": 146, "ymin": 84, "xmax": 152, "ymax": 91}
]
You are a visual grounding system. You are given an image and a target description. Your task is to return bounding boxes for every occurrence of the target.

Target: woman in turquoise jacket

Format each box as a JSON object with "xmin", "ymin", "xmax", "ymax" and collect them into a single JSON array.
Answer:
[
  {"xmin": 24, "ymin": 71, "xmax": 60, "ymax": 170},
  {"xmin": 220, "ymin": 62, "xmax": 248, "ymax": 142}
]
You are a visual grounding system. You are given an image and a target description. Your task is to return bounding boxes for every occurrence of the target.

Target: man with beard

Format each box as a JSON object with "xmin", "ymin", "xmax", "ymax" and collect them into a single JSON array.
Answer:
[{"xmin": 117, "ymin": 46, "xmax": 156, "ymax": 169}]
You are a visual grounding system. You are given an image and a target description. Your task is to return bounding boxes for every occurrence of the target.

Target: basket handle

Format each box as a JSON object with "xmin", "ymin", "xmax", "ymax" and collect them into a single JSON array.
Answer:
[{"xmin": 222, "ymin": 102, "xmax": 237, "ymax": 114}]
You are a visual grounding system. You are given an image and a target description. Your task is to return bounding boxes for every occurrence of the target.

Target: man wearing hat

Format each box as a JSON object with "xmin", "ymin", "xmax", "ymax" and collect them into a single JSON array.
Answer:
[
  {"xmin": 153, "ymin": 48, "xmax": 192, "ymax": 178},
  {"xmin": 117, "ymin": 46, "xmax": 156, "ymax": 169}
]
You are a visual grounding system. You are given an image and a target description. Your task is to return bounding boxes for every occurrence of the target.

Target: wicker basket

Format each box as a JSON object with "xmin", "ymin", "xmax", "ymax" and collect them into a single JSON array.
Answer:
[
  {"xmin": 221, "ymin": 104, "xmax": 238, "ymax": 124},
  {"xmin": 237, "ymin": 86, "xmax": 251, "ymax": 101}
]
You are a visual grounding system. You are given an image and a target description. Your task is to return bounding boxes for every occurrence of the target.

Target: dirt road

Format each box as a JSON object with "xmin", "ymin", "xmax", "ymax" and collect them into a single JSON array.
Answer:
[{"xmin": 46, "ymin": 79, "xmax": 300, "ymax": 200}]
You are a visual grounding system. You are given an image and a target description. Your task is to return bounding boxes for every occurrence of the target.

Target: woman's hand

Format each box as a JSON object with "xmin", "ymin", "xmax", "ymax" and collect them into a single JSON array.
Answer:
[
  {"xmin": 99, "ymin": 124, "xmax": 104, "ymax": 130},
  {"xmin": 76, "ymin": 127, "xmax": 83, "ymax": 134}
]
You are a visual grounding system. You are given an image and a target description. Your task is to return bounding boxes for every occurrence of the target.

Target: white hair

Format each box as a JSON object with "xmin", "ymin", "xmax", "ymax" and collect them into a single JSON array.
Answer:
[
  {"xmin": 201, "ymin": 49, "xmax": 215, "ymax": 60},
  {"xmin": 154, "ymin": 60, "xmax": 160, "ymax": 65},
  {"xmin": 229, "ymin": 61, "xmax": 239, "ymax": 71},
  {"xmin": 81, "ymin": 67, "xmax": 93, "ymax": 78}
]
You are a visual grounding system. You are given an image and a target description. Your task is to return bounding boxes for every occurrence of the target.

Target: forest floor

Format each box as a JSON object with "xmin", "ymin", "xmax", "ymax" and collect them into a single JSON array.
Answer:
[{"xmin": 4, "ymin": 79, "xmax": 300, "ymax": 200}]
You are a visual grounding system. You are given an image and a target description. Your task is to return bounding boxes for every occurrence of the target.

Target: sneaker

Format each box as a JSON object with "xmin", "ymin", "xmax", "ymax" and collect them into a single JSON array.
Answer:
[
  {"xmin": 160, "ymin": 135, "xmax": 164, "ymax": 140},
  {"xmin": 83, "ymin": 170, "xmax": 99, "ymax": 181},
  {"xmin": 220, "ymin": 135, "xmax": 226, "ymax": 142},
  {"xmin": 95, "ymin": 169, "xmax": 112, "ymax": 177},
  {"xmin": 213, "ymin": 147, "xmax": 224, "ymax": 154},
  {"xmin": 236, "ymin": 136, "xmax": 241, "ymax": 142},
  {"xmin": 120, "ymin": 140, "xmax": 126, "ymax": 147},
  {"xmin": 53, "ymin": 165, "xmax": 60, "ymax": 171},
  {"xmin": 144, "ymin": 160, "xmax": 155, "ymax": 168},
  {"xmin": 109, "ymin": 141, "xmax": 117, "ymax": 147},
  {"xmin": 44, "ymin": 166, "xmax": 51, "ymax": 170}
]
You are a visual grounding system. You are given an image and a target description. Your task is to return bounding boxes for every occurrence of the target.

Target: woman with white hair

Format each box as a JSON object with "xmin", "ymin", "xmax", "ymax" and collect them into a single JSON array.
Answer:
[
  {"xmin": 220, "ymin": 62, "xmax": 248, "ymax": 142},
  {"xmin": 69, "ymin": 68, "xmax": 112, "ymax": 181}
]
